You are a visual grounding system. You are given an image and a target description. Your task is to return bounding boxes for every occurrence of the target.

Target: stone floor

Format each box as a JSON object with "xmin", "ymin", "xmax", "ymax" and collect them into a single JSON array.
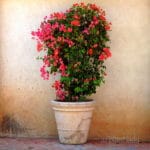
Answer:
[{"xmin": 0, "ymin": 138, "xmax": 149, "ymax": 150}]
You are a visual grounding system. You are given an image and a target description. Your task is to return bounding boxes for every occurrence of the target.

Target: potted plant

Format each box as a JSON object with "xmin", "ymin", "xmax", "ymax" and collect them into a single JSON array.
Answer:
[{"xmin": 31, "ymin": 2, "xmax": 111, "ymax": 144}]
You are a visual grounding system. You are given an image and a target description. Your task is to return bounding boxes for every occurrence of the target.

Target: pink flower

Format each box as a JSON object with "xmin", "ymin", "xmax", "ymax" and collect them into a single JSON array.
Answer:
[
  {"xmin": 52, "ymin": 22, "xmax": 59, "ymax": 30},
  {"xmin": 40, "ymin": 65, "xmax": 49, "ymax": 80},
  {"xmin": 59, "ymin": 24, "xmax": 66, "ymax": 32},
  {"xmin": 93, "ymin": 44, "xmax": 98, "ymax": 48},
  {"xmin": 44, "ymin": 16, "xmax": 47, "ymax": 20},
  {"xmin": 94, "ymin": 19, "xmax": 99, "ymax": 25},
  {"xmin": 32, "ymin": 22, "xmax": 53, "ymax": 42},
  {"xmin": 48, "ymin": 42, "xmax": 55, "ymax": 49},
  {"xmin": 89, "ymin": 21, "xmax": 95, "ymax": 28},
  {"xmin": 37, "ymin": 42, "xmax": 43, "ymax": 52},
  {"xmin": 64, "ymin": 39, "xmax": 74, "ymax": 47},
  {"xmin": 67, "ymin": 27, "xmax": 72, "ymax": 32},
  {"xmin": 53, "ymin": 61, "xmax": 58, "ymax": 66},
  {"xmin": 57, "ymin": 36, "xmax": 62, "ymax": 42},
  {"xmin": 58, "ymin": 59, "xmax": 67, "ymax": 76},
  {"xmin": 83, "ymin": 29, "xmax": 89, "ymax": 35},
  {"xmin": 43, "ymin": 55, "xmax": 50, "ymax": 66},
  {"xmin": 56, "ymin": 89, "xmax": 66, "ymax": 100},
  {"xmin": 93, "ymin": 16, "xmax": 97, "ymax": 21},
  {"xmin": 31, "ymin": 31, "xmax": 35, "ymax": 36},
  {"xmin": 52, "ymin": 80, "xmax": 66, "ymax": 100}
]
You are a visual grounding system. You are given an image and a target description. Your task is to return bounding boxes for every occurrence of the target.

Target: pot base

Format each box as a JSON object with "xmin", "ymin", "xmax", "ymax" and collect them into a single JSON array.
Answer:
[{"xmin": 58, "ymin": 130, "xmax": 88, "ymax": 144}]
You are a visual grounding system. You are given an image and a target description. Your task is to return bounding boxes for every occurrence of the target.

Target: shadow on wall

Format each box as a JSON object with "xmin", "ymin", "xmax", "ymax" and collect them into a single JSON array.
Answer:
[{"xmin": 0, "ymin": 114, "xmax": 26, "ymax": 136}]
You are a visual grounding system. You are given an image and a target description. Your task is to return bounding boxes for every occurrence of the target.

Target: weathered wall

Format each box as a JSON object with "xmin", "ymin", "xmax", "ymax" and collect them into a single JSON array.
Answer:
[{"xmin": 0, "ymin": 0, "xmax": 150, "ymax": 141}]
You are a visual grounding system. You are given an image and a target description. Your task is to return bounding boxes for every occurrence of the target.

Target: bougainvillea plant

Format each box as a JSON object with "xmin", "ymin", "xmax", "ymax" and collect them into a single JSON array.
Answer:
[{"xmin": 31, "ymin": 3, "xmax": 112, "ymax": 101}]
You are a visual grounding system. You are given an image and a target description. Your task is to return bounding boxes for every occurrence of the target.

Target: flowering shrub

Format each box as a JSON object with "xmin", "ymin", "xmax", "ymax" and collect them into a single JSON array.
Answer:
[{"xmin": 31, "ymin": 3, "xmax": 112, "ymax": 101}]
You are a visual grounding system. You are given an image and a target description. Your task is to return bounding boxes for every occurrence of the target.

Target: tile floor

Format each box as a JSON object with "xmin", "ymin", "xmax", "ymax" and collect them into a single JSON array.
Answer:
[{"xmin": 0, "ymin": 138, "xmax": 149, "ymax": 150}]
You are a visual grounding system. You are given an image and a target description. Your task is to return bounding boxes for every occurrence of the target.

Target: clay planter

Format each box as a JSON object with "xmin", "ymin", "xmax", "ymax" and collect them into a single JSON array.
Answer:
[{"xmin": 51, "ymin": 100, "xmax": 95, "ymax": 144}]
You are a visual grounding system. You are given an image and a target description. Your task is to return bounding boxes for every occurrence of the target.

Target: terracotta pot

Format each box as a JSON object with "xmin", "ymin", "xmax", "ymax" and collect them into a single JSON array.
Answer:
[{"xmin": 51, "ymin": 100, "xmax": 95, "ymax": 144}]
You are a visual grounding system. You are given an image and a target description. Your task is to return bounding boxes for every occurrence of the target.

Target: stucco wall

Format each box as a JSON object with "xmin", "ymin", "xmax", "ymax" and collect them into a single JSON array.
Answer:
[{"xmin": 0, "ymin": 0, "xmax": 150, "ymax": 141}]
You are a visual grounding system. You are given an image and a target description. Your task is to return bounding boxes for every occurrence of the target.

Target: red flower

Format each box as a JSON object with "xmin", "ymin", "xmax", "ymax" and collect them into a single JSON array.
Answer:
[
  {"xmin": 37, "ymin": 42, "xmax": 43, "ymax": 52},
  {"xmin": 80, "ymin": 2, "xmax": 85, "ymax": 7},
  {"xmin": 59, "ymin": 63, "xmax": 67, "ymax": 72},
  {"xmin": 90, "ymin": 4, "xmax": 100, "ymax": 11},
  {"xmin": 52, "ymin": 80, "xmax": 62, "ymax": 90},
  {"xmin": 73, "ymin": 14, "xmax": 80, "ymax": 20},
  {"xmin": 67, "ymin": 27, "xmax": 72, "ymax": 32},
  {"xmin": 52, "ymin": 80, "xmax": 66, "ymax": 100},
  {"xmin": 99, "ymin": 53, "xmax": 107, "ymax": 61},
  {"xmin": 54, "ymin": 49, "xmax": 59, "ymax": 56},
  {"xmin": 93, "ymin": 44, "xmax": 98, "ymax": 48},
  {"xmin": 88, "ymin": 48, "xmax": 93, "ymax": 55},
  {"xmin": 99, "ymin": 48, "xmax": 111, "ymax": 61},
  {"xmin": 100, "ymin": 15, "xmax": 106, "ymax": 21},
  {"xmin": 103, "ymin": 48, "xmax": 111, "ymax": 57},
  {"xmin": 71, "ymin": 20, "xmax": 80, "ymax": 26},
  {"xmin": 73, "ymin": 3, "xmax": 79, "ymax": 7},
  {"xmin": 40, "ymin": 65, "xmax": 49, "ymax": 80},
  {"xmin": 53, "ymin": 12, "xmax": 66, "ymax": 20},
  {"xmin": 105, "ymin": 24, "xmax": 111, "ymax": 30}
]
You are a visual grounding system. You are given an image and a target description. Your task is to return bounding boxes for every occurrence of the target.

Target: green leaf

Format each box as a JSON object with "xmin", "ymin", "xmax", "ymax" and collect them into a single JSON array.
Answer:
[
  {"xmin": 50, "ymin": 66, "xmax": 57, "ymax": 73},
  {"xmin": 93, "ymin": 80, "xmax": 101, "ymax": 86},
  {"xmin": 74, "ymin": 87, "xmax": 83, "ymax": 93},
  {"xmin": 61, "ymin": 76, "xmax": 71, "ymax": 83}
]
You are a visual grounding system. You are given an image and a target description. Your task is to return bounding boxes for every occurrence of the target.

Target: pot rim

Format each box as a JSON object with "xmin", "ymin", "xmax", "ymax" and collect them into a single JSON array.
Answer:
[
  {"xmin": 51, "ymin": 99, "xmax": 94, "ymax": 104},
  {"xmin": 50, "ymin": 99, "xmax": 95, "ymax": 111}
]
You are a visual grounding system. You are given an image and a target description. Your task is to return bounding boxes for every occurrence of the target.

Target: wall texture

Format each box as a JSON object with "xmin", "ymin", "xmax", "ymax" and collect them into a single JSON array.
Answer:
[{"xmin": 0, "ymin": 0, "xmax": 150, "ymax": 141}]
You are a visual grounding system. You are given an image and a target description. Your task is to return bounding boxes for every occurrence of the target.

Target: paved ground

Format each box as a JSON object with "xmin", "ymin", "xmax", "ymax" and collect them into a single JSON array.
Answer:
[{"xmin": 0, "ymin": 138, "xmax": 149, "ymax": 150}]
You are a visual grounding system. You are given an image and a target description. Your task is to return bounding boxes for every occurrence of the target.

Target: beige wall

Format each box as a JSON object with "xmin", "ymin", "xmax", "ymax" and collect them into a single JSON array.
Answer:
[{"xmin": 0, "ymin": 0, "xmax": 150, "ymax": 141}]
